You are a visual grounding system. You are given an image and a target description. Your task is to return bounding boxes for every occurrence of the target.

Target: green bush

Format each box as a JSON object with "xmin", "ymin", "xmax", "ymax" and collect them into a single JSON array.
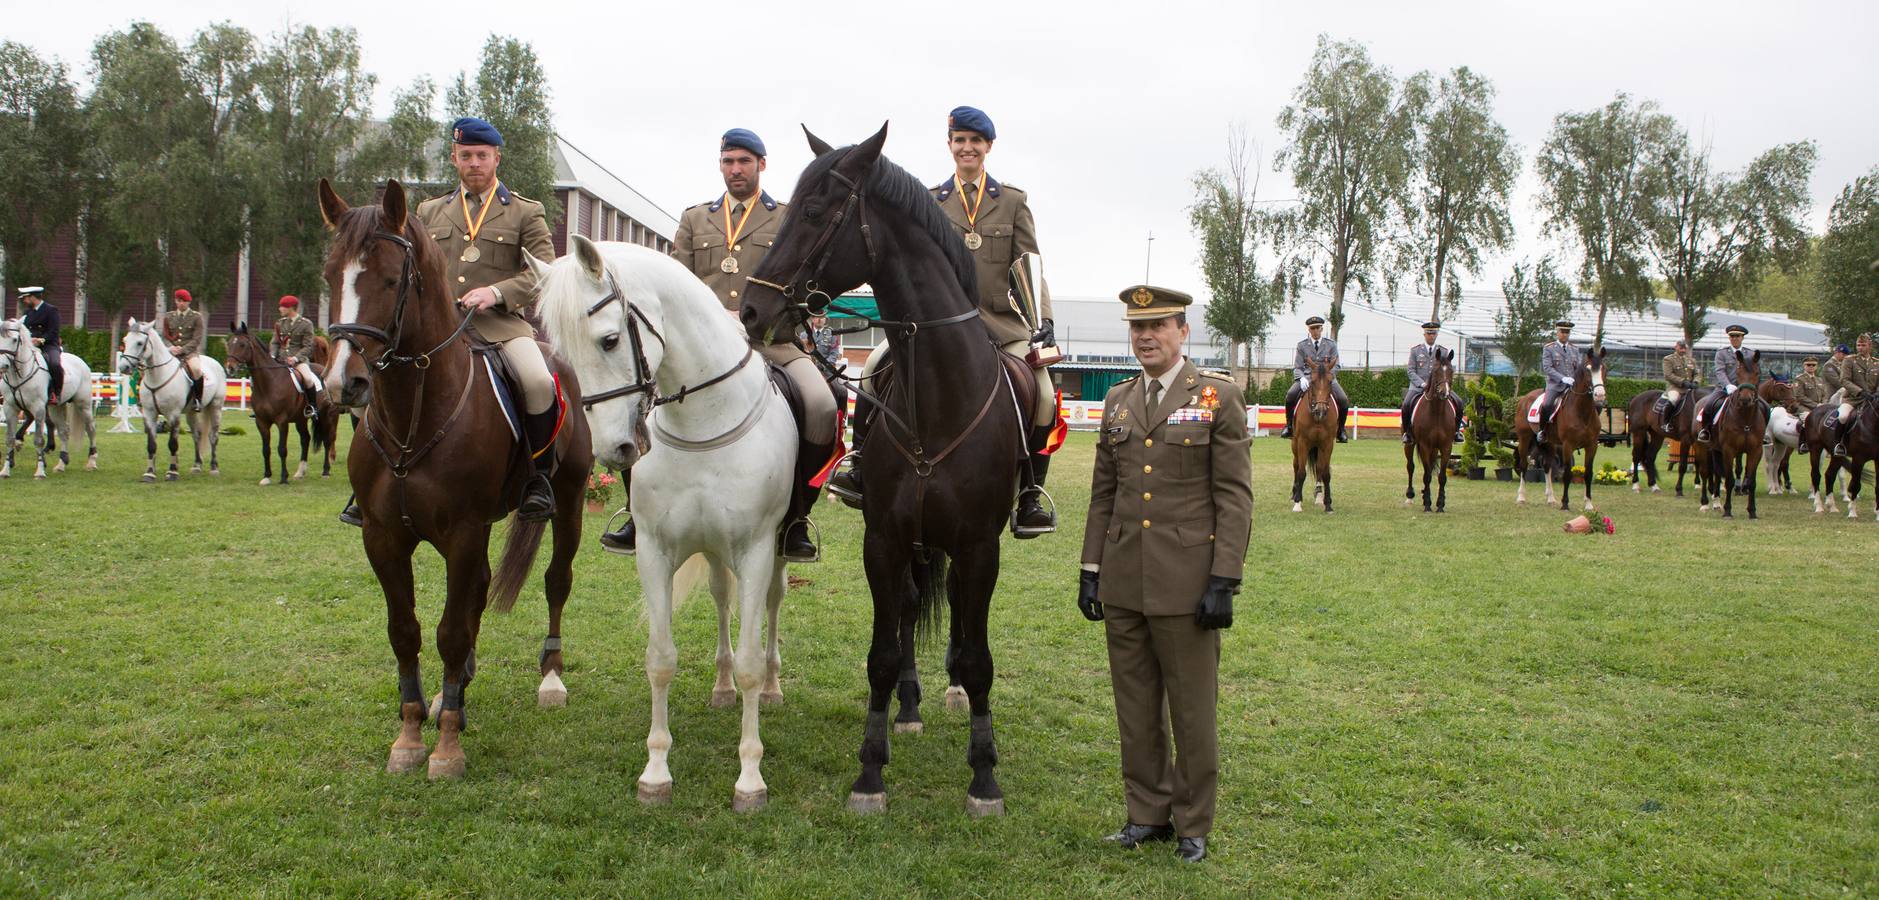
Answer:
[{"xmin": 58, "ymin": 327, "xmax": 272, "ymax": 373}]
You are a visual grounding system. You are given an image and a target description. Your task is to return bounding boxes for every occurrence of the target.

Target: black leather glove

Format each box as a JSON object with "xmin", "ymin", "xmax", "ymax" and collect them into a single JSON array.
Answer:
[
  {"xmin": 1196, "ymin": 576, "xmax": 1238, "ymax": 630},
  {"xmin": 1032, "ymin": 318, "xmax": 1055, "ymax": 347},
  {"xmin": 1077, "ymin": 569, "xmax": 1103, "ymax": 622}
]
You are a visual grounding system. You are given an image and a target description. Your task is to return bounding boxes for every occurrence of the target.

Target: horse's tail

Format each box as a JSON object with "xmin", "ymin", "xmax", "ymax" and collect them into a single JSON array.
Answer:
[
  {"xmin": 668, "ymin": 553, "xmax": 716, "ymax": 614},
  {"xmin": 489, "ymin": 515, "xmax": 548, "ymax": 613},
  {"xmin": 308, "ymin": 406, "xmax": 325, "ymax": 452},
  {"xmin": 909, "ymin": 548, "xmax": 952, "ymax": 647}
]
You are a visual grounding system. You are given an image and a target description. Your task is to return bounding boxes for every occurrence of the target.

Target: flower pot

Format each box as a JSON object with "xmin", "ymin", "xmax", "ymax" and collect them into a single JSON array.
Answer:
[
  {"xmin": 584, "ymin": 499, "xmax": 605, "ymax": 513},
  {"xmin": 1495, "ymin": 467, "xmax": 1514, "ymax": 482},
  {"xmin": 1467, "ymin": 466, "xmax": 1485, "ymax": 480},
  {"xmin": 1524, "ymin": 466, "xmax": 1547, "ymax": 483}
]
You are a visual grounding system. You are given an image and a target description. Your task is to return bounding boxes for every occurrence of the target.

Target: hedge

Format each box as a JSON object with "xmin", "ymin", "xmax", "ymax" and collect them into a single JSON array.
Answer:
[
  {"xmin": 1257, "ymin": 366, "xmax": 1659, "ymax": 413},
  {"xmin": 59, "ymin": 326, "xmax": 274, "ymax": 372}
]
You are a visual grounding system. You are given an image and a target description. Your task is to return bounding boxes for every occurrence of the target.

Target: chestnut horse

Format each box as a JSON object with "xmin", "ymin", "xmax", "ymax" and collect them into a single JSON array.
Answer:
[
  {"xmin": 1402, "ymin": 346, "xmax": 1456, "ymax": 512},
  {"xmin": 1513, "ymin": 346, "xmax": 1606, "ymax": 511},
  {"xmin": 318, "ymin": 179, "xmax": 594, "ymax": 779},
  {"xmin": 225, "ymin": 324, "xmax": 339, "ymax": 485},
  {"xmin": 1291, "ymin": 355, "xmax": 1338, "ymax": 513},
  {"xmin": 1697, "ymin": 350, "xmax": 1765, "ymax": 517}
]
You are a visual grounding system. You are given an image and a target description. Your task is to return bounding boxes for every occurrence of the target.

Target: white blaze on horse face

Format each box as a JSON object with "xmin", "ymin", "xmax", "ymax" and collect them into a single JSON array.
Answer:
[{"xmin": 326, "ymin": 259, "xmax": 365, "ymax": 392}]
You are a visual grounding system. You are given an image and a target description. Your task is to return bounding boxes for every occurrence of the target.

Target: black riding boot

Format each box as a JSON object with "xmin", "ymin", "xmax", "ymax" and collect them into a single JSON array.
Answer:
[
  {"xmin": 517, "ymin": 408, "xmax": 558, "ymax": 523},
  {"xmin": 827, "ymin": 395, "xmax": 871, "ymax": 508},
  {"xmin": 338, "ymin": 493, "xmax": 363, "ymax": 527},
  {"xmin": 1013, "ymin": 425, "xmax": 1057, "ymax": 538},
  {"xmin": 1452, "ymin": 396, "xmax": 1468, "ymax": 443},
  {"xmin": 599, "ymin": 468, "xmax": 635, "ymax": 555},
  {"xmin": 302, "ymin": 385, "xmax": 321, "ymax": 419},
  {"xmin": 1655, "ymin": 396, "xmax": 1675, "ymax": 435},
  {"xmin": 1279, "ymin": 399, "xmax": 1296, "ymax": 438},
  {"xmin": 780, "ymin": 434, "xmax": 834, "ymax": 562},
  {"xmin": 185, "ymin": 374, "xmax": 204, "ymax": 411},
  {"xmin": 1337, "ymin": 406, "xmax": 1352, "ymax": 443}
]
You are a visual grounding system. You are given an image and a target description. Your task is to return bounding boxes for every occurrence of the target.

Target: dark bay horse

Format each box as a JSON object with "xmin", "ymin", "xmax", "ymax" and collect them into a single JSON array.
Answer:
[
  {"xmin": 225, "ymin": 324, "xmax": 339, "ymax": 485},
  {"xmin": 1697, "ymin": 350, "xmax": 1765, "ymax": 517},
  {"xmin": 1291, "ymin": 356, "xmax": 1338, "ymax": 513},
  {"xmin": 1514, "ymin": 346, "xmax": 1606, "ymax": 511},
  {"xmin": 741, "ymin": 124, "xmax": 1028, "ymax": 817},
  {"xmin": 317, "ymin": 178, "xmax": 593, "ymax": 779},
  {"xmin": 1403, "ymin": 346, "xmax": 1456, "ymax": 512},
  {"xmin": 1801, "ymin": 404, "xmax": 1852, "ymax": 513},
  {"xmin": 1627, "ymin": 389, "xmax": 1670, "ymax": 494},
  {"xmin": 1822, "ymin": 393, "xmax": 1879, "ymax": 521}
]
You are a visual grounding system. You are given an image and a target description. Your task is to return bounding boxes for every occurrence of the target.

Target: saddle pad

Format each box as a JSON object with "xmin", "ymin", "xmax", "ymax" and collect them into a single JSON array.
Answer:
[
  {"xmin": 479, "ymin": 353, "xmax": 523, "ymax": 443},
  {"xmin": 1526, "ymin": 401, "xmax": 1543, "ymax": 425}
]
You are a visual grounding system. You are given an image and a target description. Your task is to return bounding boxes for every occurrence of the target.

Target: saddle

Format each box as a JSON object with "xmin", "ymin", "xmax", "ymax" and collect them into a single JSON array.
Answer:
[
  {"xmin": 870, "ymin": 344, "xmax": 1048, "ymax": 464},
  {"xmin": 1525, "ymin": 398, "xmax": 1554, "ymax": 426},
  {"xmin": 766, "ymin": 362, "xmax": 844, "ymax": 486},
  {"xmin": 473, "ymin": 341, "xmax": 565, "ymax": 455}
]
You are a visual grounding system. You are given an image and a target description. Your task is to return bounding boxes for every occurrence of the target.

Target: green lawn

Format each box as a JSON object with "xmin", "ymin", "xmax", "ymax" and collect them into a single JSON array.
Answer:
[{"xmin": 0, "ymin": 422, "xmax": 1873, "ymax": 897}]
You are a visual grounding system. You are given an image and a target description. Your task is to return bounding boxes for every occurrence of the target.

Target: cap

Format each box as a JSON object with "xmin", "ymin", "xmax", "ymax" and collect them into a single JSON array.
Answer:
[
  {"xmin": 450, "ymin": 116, "xmax": 504, "ymax": 147},
  {"xmin": 946, "ymin": 106, "xmax": 996, "ymax": 141},
  {"xmin": 1554, "ymin": 320, "xmax": 1574, "ymax": 330},
  {"xmin": 174, "ymin": 289, "xmax": 193, "ymax": 304},
  {"xmin": 720, "ymin": 128, "xmax": 766, "ymax": 158},
  {"xmin": 1422, "ymin": 321, "xmax": 1440, "ymax": 331},
  {"xmin": 1836, "ymin": 344, "xmax": 1851, "ymax": 354},
  {"xmin": 1117, "ymin": 284, "xmax": 1191, "ymax": 321},
  {"xmin": 278, "ymin": 295, "xmax": 299, "ymax": 309},
  {"xmin": 1305, "ymin": 316, "xmax": 1326, "ymax": 327},
  {"xmin": 1725, "ymin": 324, "xmax": 1748, "ymax": 337},
  {"xmin": 16, "ymin": 286, "xmax": 44, "ymax": 297},
  {"xmin": 1803, "ymin": 356, "xmax": 1819, "ymax": 364}
]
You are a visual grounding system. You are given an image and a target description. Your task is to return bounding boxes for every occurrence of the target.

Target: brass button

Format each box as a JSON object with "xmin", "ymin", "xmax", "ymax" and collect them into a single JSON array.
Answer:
[
  {"xmin": 1184, "ymin": 438, "xmax": 1192, "ymax": 445},
  {"xmin": 730, "ymin": 290, "xmax": 740, "ymax": 299},
  {"xmin": 457, "ymin": 275, "xmax": 466, "ymax": 284},
  {"xmin": 1142, "ymin": 492, "xmax": 1152, "ymax": 501},
  {"xmin": 496, "ymin": 236, "xmax": 505, "ymax": 242},
  {"xmin": 1143, "ymin": 464, "xmax": 1153, "ymax": 474},
  {"xmin": 733, "ymin": 244, "xmax": 742, "ymax": 251},
  {"xmin": 1142, "ymin": 519, "xmax": 1151, "ymax": 528},
  {"xmin": 1209, "ymin": 534, "xmax": 1216, "ymax": 541},
  {"xmin": 1144, "ymin": 438, "xmax": 1154, "ymax": 447}
]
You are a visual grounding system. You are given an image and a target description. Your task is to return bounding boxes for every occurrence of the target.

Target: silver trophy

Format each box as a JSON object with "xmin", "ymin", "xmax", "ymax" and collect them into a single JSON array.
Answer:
[{"xmin": 1009, "ymin": 252, "xmax": 1061, "ymax": 367}]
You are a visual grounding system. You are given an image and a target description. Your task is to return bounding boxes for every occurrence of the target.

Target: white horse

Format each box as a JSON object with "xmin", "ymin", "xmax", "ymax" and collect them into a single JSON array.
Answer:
[
  {"xmin": 117, "ymin": 318, "xmax": 226, "ymax": 481},
  {"xmin": 1765, "ymin": 405, "xmax": 1802, "ymax": 496},
  {"xmin": 534, "ymin": 236, "xmax": 795, "ymax": 813},
  {"xmin": 0, "ymin": 319, "xmax": 97, "ymax": 478}
]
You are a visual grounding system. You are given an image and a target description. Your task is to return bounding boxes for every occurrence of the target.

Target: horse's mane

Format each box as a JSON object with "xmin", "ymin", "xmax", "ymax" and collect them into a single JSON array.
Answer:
[
  {"xmin": 803, "ymin": 146, "xmax": 979, "ymax": 304},
  {"xmin": 327, "ymin": 205, "xmax": 441, "ymax": 280}
]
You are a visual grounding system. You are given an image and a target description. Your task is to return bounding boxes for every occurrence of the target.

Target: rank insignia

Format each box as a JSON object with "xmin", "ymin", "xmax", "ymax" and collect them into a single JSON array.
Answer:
[
  {"xmin": 1130, "ymin": 287, "xmax": 1153, "ymax": 307},
  {"xmin": 1115, "ymin": 406, "xmax": 1129, "ymax": 421},
  {"xmin": 1198, "ymin": 385, "xmax": 1219, "ymax": 410}
]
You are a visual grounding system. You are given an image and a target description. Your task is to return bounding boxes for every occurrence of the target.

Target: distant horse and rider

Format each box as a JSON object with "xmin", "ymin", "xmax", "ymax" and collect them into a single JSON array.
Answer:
[
  {"xmin": 1514, "ymin": 323, "xmax": 1606, "ymax": 511},
  {"xmin": 0, "ymin": 318, "xmax": 97, "ymax": 479},
  {"xmin": 118, "ymin": 318, "xmax": 225, "ymax": 482},
  {"xmin": 225, "ymin": 322, "xmax": 341, "ymax": 485}
]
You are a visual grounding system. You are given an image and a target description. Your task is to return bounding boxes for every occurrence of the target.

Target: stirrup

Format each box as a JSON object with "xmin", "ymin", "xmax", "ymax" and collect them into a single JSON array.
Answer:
[
  {"xmin": 1832, "ymin": 442, "xmax": 1848, "ymax": 459},
  {"xmin": 599, "ymin": 507, "xmax": 635, "ymax": 556},
  {"xmin": 826, "ymin": 452, "xmax": 863, "ymax": 509},
  {"xmin": 780, "ymin": 518, "xmax": 821, "ymax": 563},
  {"xmin": 1010, "ymin": 487, "xmax": 1058, "ymax": 538}
]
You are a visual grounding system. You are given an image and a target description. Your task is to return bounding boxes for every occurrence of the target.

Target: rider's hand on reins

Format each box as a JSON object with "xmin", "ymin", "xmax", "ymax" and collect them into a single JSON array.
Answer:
[{"xmin": 458, "ymin": 287, "xmax": 499, "ymax": 311}]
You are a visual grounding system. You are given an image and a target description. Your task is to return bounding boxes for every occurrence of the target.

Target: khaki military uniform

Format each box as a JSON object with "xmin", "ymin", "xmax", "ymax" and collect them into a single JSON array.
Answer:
[
  {"xmin": 1839, "ymin": 355, "xmax": 1878, "ymax": 402},
  {"xmin": 1662, "ymin": 352, "xmax": 1699, "ymax": 398},
  {"xmin": 416, "ymin": 182, "xmax": 555, "ymax": 344},
  {"xmin": 1081, "ymin": 358, "xmax": 1252, "ymax": 838},
  {"xmin": 163, "ymin": 307, "xmax": 205, "ymax": 359},
  {"xmin": 671, "ymin": 192, "xmax": 785, "ymax": 313},
  {"xmin": 1792, "ymin": 371, "xmax": 1828, "ymax": 413},
  {"xmin": 274, "ymin": 314, "xmax": 320, "ymax": 390},
  {"xmin": 931, "ymin": 174, "xmax": 1054, "ymax": 425}
]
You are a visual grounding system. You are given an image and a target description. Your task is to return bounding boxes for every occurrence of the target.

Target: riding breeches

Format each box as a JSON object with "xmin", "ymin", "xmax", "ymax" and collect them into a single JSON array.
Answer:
[
  {"xmin": 1827, "ymin": 388, "xmax": 1854, "ymax": 423},
  {"xmin": 1663, "ymin": 388, "xmax": 1682, "ymax": 406},
  {"xmin": 774, "ymin": 352, "xmax": 836, "ymax": 444},
  {"xmin": 292, "ymin": 363, "xmax": 320, "ymax": 393},
  {"xmin": 864, "ymin": 341, "xmax": 1053, "ymax": 428},
  {"xmin": 497, "ymin": 336, "xmax": 556, "ymax": 414}
]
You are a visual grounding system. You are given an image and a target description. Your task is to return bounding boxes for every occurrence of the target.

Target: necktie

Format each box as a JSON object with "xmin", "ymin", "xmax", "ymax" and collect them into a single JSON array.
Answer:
[
  {"xmin": 1146, "ymin": 379, "xmax": 1161, "ymax": 413},
  {"xmin": 964, "ymin": 182, "xmax": 978, "ymax": 198},
  {"xmin": 733, "ymin": 202, "xmax": 745, "ymax": 218}
]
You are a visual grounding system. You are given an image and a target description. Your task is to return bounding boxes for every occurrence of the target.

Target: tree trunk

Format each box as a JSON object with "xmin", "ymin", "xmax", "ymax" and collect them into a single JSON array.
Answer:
[
  {"xmin": 1330, "ymin": 260, "xmax": 1347, "ymax": 340},
  {"xmin": 1430, "ymin": 242, "xmax": 1448, "ymax": 323}
]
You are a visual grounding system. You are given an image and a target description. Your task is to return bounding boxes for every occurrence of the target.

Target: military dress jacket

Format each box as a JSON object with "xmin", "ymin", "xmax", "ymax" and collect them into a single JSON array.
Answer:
[
  {"xmin": 1081, "ymin": 359, "xmax": 1253, "ymax": 617},
  {"xmin": 1541, "ymin": 341, "xmax": 1578, "ymax": 391},
  {"xmin": 1406, "ymin": 342, "xmax": 1440, "ymax": 395},
  {"xmin": 22, "ymin": 301, "xmax": 60, "ymax": 358},
  {"xmin": 1662, "ymin": 353, "xmax": 1700, "ymax": 391},
  {"xmin": 1839, "ymin": 355, "xmax": 1879, "ymax": 401},
  {"xmin": 1712, "ymin": 345, "xmax": 1750, "ymax": 390},
  {"xmin": 671, "ymin": 192, "xmax": 785, "ymax": 312},
  {"xmin": 416, "ymin": 182, "xmax": 555, "ymax": 344},
  {"xmin": 273, "ymin": 315, "xmax": 317, "ymax": 362},
  {"xmin": 931, "ymin": 175, "xmax": 1050, "ymax": 346},
  {"xmin": 163, "ymin": 308, "xmax": 206, "ymax": 358},
  {"xmin": 1792, "ymin": 372, "xmax": 1829, "ymax": 411},
  {"xmin": 1293, "ymin": 336, "xmax": 1339, "ymax": 383},
  {"xmin": 1822, "ymin": 358, "xmax": 1845, "ymax": 391}
]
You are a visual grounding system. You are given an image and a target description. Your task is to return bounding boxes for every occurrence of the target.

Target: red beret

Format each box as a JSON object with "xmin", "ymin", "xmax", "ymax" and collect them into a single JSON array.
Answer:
[
  {"xmin": 279, "ymin": 295, "xmax": 300, "ymax": 309},
  {"xmin": 174, "ymin": 289, "xmax": 192, "ymax": 303}
]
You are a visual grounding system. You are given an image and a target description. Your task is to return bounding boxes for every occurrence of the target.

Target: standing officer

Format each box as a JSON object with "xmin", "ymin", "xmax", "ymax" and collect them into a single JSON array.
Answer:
[
  {"xmin": 162, "ymin": 289, "xmax": 208, "ymax": 409},
  {"xmin": 1696, "ymin": 324, "xmax": 1755, "ymax": 443},
  {"xmin": 1078, "ymin": 285, "xmax": 1251, "ymax": 865},
  {"xmin": 271, "ymin": 295, "xmax": 322, "ymax": 417},
  {"xmin": 1824, "ymin": 332, "xmax": 1877, "ymax": 457},
  {"xmin": 1534, "ymin": 320, "xmax": 1578, "ymax": 446},
  {"xmin": 830, "ymin": 106, "xmax": 1058, "ymax": 536},
  {"xmin": 1278, "ymin": 316, "xmax": 1350, "ymax": 442},
  {"xmin": 639, "ymin": 126, "xmax": 833, "ymax": 563},
  {"xmin": 1401, "ymin": 320, "xmax": 1464, "ymax": 443},
  {"xmin": 1792, "ymin": 356, "xmax": 1828, "ymax": 419},
  {"xmin": 1654, "ymin": 339, "xmax": 1700, "ymax": 434},
  {"xmin": 18, "ymin": 286, "xmax": 64, "ymax": 400}
]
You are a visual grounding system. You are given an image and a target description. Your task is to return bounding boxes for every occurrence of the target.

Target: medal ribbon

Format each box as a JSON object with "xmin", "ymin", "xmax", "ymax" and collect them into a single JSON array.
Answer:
[
  {"xmin": 721, "ymin": 193, "xmax": 758, "ymax": 248},
  {"xmin": 459, "ymin": 181, "xmax": 500, "ymax": 246},
  {"xmin": 954, "ymin": 172, "xmax": 988, "ymax": 229}
]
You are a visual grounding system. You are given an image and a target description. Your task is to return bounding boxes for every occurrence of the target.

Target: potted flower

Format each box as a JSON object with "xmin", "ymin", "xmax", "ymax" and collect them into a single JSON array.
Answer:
[
  {"xmin": 1492, "ymin": 444, "xmax": 1516, "ymax": 481},
  {"xmin": 584, "ymin": 471, "xmax": 618, "ymax": 513}
]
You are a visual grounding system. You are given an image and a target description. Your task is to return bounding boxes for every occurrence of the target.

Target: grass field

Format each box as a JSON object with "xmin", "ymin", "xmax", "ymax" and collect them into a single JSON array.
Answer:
[{"xmin": 1, "ymin": 421, "xmax": 1874, "ymax": 897}]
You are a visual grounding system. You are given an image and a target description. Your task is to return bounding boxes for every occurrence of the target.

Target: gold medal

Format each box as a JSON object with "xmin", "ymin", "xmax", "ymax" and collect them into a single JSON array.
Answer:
[
  {"xmin": 461, "ymin": 244, "xmax": 481, "ymax": 264},
  {"xmin": 458, "ymin": 183, "xmax": 498, "ymax": 263},
  {"xmin": 720, "ymin": 256, "xmax": 739, "ymax": 275},
  {"xmin": 963, "ymin": 231, "xmax": 983, "ymax": 251},
  {"xmin": 954, "ymin": 172, "xmax": 990, "ymax": 252}
]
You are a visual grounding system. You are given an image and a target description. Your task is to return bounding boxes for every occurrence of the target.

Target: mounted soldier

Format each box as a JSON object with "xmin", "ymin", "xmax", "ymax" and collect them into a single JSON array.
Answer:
[
  {"xmin": 17, "ymin": 286, "xmax": 64, "ymax": 401},
  {"xmin": 161, "ymin": 288, "xmax": 207, "ymax": 409},
  {"xmin": 1533, "ymin": 320, "xmax": 1579, "ymax": 447},
  {"xmin": 1824, "ymin": 332, "xmax": 1877, "ymax": 458},
  {"xmin": 1695, "ymin": 324, "xmax": 1764, "ymax": 443},
  {"xmin": 1792, "ymin": 356, "xmax": 1828, "ymax": 418},
  {"xmin": 1278, "ymin": 316, "xmax": 1349, "ymax": 443},
  {"xmin": 1402, "ymin": 320, "xmax": 1464, "ymax": 444},
  {"xmin": 271, "ymin": 295, "xmax": 322, "ymax": 417},
  {"xmin": 1653, "ymin": 339, "xmax": 1700, "ymax": 434},
  {"xmin": 829, "ymin": 105, "xmax": 1060, "ymax": 537}
]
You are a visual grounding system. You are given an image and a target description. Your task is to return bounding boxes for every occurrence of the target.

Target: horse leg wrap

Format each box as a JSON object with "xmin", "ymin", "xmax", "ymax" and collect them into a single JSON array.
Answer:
[
  {"xmin": 440, "ymin": 680, "xmax": 465, "ymax": 712},
  {"xmin": 967, "ymin": 714, "xmax": 1003, "ymax": 800},
  {"xmin": 398, "ymin": 671, "xmax": 424, "ymax": 707},
  {"xmin": 861, "ymin": 710, "xmax": 891, "ymax": 766},
  {"xmin": 540, "ymin": 635, "xmax": 562, "ymax": 669}
]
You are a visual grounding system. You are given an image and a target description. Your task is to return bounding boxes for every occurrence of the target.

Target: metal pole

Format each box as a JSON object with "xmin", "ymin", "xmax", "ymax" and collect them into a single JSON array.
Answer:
[{"xmin": 1144, "ymin": 231, "xmax": 1154, "ymax": 283}]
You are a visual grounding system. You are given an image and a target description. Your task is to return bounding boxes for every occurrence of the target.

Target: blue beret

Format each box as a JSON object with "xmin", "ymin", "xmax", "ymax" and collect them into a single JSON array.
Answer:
[
  {"xmin": 450, "ymin": 117, "xmax": 503, "ymax": 147},
  {"xmin": 947, "ymin": 106, "xmax": 995, "ymax": 141},
  {"xmin": 1838, "ymin": 344, "xmax": 1852, "ymax": 354},
  {"xmin": 720, "ymin": 128, "xmax": 766, "ymax": 158}
]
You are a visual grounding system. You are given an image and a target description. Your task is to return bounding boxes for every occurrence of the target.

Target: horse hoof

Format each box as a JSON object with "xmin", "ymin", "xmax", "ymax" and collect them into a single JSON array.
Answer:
[
  {"xmin": 847, "ymin": 792, "xmax": 887, "ymax": 815},
  {"xmin": 34, "ymin": 471, "xmax": 45, "ymax": 480},
  {"xmin": 1651, "ymin": 486, "xmax": 1661, "ymax": 493},
  {"xmin": 85, "ymin": 459, "xmax": 97, "ymax": 471},
  {"xmin": 426, "ymin": 754, "xmax": 466, "ymax": 780},
  {"xmin": 165, "ymin": 472, "xmax": 178, "ymax": 482},
  {"xmin": 190, "ymin": 465, "xmax": 201, "ymax": 474},
  {"xmin": 209, "ymin": 468, "xmax": 219, "ymax": 476},
  {"xmin": 710, "ymin": 688, "xmax": 737, "ymax": 708},
  {"xmin": 894, "ymin": 720, "xmax": 924, "ymax": 735},
  {"xmin": 732, "ymin": 789, "xmax": 768, "ymax": 813},
  {"xmin": 638, "ymin": 780, "xmax": 673, "ymax": 806},
  {"xmin": 966, "ymin": 795, "xmax": 1005, "ymax": 818},
  {"xmin": 259, "ymin": 478, "xmax": 271, "ymax": 486},
  {"xmin": 1292, "ymin": 503, "xmax": 1303, "ymax": 512},
  {"xmin": 537, "ymin": 687, "xmax": 567, "ymax": 708},
  {"xmin": 142, "ymin": 473, "xmax": 155, "ymax": 483},
  {"xmin": 53, "ymin": 463, "xmax": 65, "ymax": 473},
  {"xmin": 386, "ymin": 746, "xmax": 427, "ymax": 774},
  {"xmin": 943, "ymin": 685, "xmax": 968, "ymax": 711},
  {"xmin": 759, "ymin": 690, "xmax": 784, "ymax": 706}
]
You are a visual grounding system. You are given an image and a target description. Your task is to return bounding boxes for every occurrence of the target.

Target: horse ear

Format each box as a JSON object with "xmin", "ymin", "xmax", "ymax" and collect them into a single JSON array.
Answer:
[
  {"xmin": 236, "ymin": 321, "xmax": 247, "ymax": 334},
  {"xmin": 838, "ymin": 121, "xmax": 889, "ymax": 177},
  {"xmin": 803, "ymin": 125, "xmax": 835, "ymax": 158},
  {"xmin": 523, "ymin": 248, "xmax": 554, "ymax": 282},
  {"xmin": 317, "ymin": 178, "xmax": 348, "ymax": 229},
  {"xmin": 381, "ymin": 180, "xmax": 408, "ymax": 232},
  {"xmin": 571, "ymin": 234, "xmax": 605, "ymax": 280}
]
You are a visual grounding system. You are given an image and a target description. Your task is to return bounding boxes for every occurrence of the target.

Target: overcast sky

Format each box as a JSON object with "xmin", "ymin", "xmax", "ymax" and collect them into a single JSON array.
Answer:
[{"xmin": 14, "ymin": 1, "xmax": 1877, "ymax": 307}]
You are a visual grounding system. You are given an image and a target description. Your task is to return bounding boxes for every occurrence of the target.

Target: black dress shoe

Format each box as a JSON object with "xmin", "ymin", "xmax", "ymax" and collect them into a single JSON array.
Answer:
[
  {"xmin": 1011, "ymin": 490, "xmax": 1055, "ymax": 538},
  {"xmin": 1176, "ymin": 836, "xmax": 1207, "ymax": 862},
  {"xmin": 780, "ymin": 518, "xmax": 819, "ymax": 562},
  {"xmin": 1337, "ymin": 428, "xmax": 1351, "ymax": 443},
  {"xmin": 1103, "ymin": 823, "xmax": 1174, "ymax": 849},
  {"xmin": 826, "ymin": 455, "xmax": 864, "ymax": 509},
  {"xmin": 338, "ymin": 501, "xmax": 363, "ymax": 527},
  {"xmin": 517, "ymin": 474, "xmax": 555, "ymax": 523},
  {"xmin": 599, "ymin": 519, "xmax": 635, "ymax": 555},
  {"xmin": 1277, "ymin": 425, "xmax": 1293, "ymax": 438}
]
